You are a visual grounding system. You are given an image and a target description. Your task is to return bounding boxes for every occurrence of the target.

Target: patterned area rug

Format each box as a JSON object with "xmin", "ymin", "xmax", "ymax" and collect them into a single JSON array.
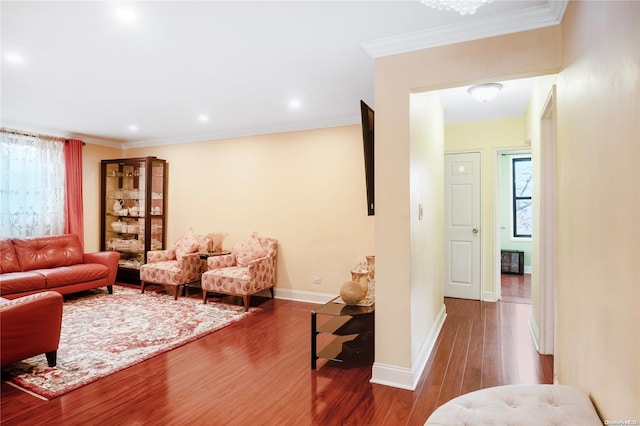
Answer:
[{"xmin": 2, "ymin": 285, "xmax": 256, "ymax": 400}]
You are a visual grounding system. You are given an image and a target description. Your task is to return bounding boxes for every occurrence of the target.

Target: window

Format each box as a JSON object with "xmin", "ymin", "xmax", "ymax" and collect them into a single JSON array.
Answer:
[
  {"xmin": 512, "ymin": 157, "xmax": 532, "ymax": 238},
  {"xmin": 0, "ymin": 132, "xmax": 66, "ymax": 237}
]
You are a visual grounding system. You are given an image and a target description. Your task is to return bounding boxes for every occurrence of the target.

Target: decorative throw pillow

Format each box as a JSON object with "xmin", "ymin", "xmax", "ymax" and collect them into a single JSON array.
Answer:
[
  {"xmin": 207, "ymin": 231, "xmax": 229, "ymax": 252},
  {"xmin": 195, "ymin": 234, "xmax": 212, "ymax": 253},
  {"xmin": 174, "ymin": 228, "xmax": 200, "ymax": 261},
  {"xmin": 233, "ymin": 232, "xmax": 267, "ymax": 267}
]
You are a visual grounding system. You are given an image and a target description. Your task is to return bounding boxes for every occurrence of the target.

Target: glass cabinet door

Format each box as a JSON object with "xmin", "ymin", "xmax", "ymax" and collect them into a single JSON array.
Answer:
[
  {"xmin": 101, "ymin": 157, "xmax": 167, "ymax": 283},
  {"xmin": 148, "ymin": 158, "xmax": 166, "ymax": 253}
]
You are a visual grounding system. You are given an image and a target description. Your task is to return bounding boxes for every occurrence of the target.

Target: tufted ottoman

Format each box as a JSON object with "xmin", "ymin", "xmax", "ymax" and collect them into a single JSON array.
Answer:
[{"xmin": 425, "ymin": 384, "xmax": 601, "ymax": 425}]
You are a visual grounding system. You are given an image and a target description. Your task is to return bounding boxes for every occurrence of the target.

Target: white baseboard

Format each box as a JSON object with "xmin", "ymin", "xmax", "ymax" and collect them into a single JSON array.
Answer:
[
  {"xmin": 370, "ymin": 303, "xmax": 447, "ymax": 391},
  {"xmin": 273, "ymin": 288, "xmax": 336, "ymax": 305},
  {"xmin": 528, "ymin": 312, "xmax": 540, "ymax": 352},
  {"xmin": 483, "ymin": 290, "xmax": 497, "ymax": 302},
  {"xmin": 524, "ymin": 266, "xmax": 532, "ymax": 274}
]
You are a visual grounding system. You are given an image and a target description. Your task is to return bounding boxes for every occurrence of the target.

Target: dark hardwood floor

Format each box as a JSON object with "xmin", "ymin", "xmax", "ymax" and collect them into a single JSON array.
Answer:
[
  {"xmin": 501, "ymin": 273, "xmax": 531, "ymax": 304},
  {"xmin": 1, "ymin": 289, "xmax": 552, "ymax": 425}
]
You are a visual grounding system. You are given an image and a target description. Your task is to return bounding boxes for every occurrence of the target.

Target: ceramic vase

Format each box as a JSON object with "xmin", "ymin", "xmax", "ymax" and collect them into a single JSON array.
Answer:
[
  {"xmin": 340, "ymin": 280, "xmax": 366, "ymax": 305},
  {"xmin": 351, "ymin": 270, "xmax": 369, "ymax": 294},
  {"xmin": 366, "ymin": 256, "xmax": 375, "ymax": 281}
]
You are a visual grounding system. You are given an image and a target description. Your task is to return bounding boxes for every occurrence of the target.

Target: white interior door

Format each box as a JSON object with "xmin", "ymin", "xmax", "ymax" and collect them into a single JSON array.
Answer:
[{"xmin": 444, "ymin": 152, "xmax": 481, "ymax": 300}]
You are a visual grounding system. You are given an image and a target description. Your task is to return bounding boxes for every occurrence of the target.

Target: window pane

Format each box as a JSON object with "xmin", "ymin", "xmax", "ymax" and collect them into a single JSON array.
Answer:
[
  {"xmin": 0, "ymin": 134, "xmax": 65, "ymax": 237},
  {"xmin": 514, "ymin": 158, "xmax": 532, "ymax": 197},
  {"xmin": 515, "ymin": 199, "xmax": 532, "ymax": 237}
]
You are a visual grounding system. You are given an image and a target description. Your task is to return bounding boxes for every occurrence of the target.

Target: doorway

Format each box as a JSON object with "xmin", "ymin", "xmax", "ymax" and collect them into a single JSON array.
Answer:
[
  {"xmin": 538, "ymin": 86, "xmax": 557, "ymax": 355},
  {"xmin": 496, "ymin": 150, "xmax": 532, "ymax": 304}
]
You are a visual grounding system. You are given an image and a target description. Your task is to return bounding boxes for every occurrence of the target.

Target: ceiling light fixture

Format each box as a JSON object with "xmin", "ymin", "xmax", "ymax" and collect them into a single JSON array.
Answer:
[
  {"xmin": 197, "ymin": 114, "xmax": 209, "ymax": 122},
  {"xmin": 467, "ymin": 82, "xmax": 503, "ymax": 102},
  {"xmin": 116, "ymin": 8, "xmax": 136, "ymax": 21},
  {"xmin": 289, "ymin": 99, "xmax": 302, "ymax": 110},
  {"xmin": 128, "ymin": 124, "xmax": 138, "ymax": 131},
  {"xmin": 420, "ymin": 0, "xmax": 493, "ymax": 15},
  {"xmin": 5, "ymin": 53, "xmax": 24, "ymax": 64}
]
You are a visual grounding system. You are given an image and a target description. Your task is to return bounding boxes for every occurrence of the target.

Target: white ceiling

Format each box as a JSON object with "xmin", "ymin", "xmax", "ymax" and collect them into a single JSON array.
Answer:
[{"xmin": 0, "ymin": 1, "xmax": 566, "ymax": 148}]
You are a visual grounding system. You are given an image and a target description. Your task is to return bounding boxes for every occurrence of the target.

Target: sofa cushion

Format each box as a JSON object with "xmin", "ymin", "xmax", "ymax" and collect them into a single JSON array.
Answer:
[
  {"xmin": 0, "ymin": 239, "xmax": 21, "ymax": 273},
  {"xmin": 39, "ymin": 264, "xmax": 109, "ymax": 288},
  {"xmin": 13, "ymin": 234, "xmax": 84, "ymax": 271},
  {"xmin": 233, "ymin": 232, "xmax": 267, "ymax": 267},
  {"xmin": 0, "ymin": 271, "xmax": 46, "ymax": 296}
]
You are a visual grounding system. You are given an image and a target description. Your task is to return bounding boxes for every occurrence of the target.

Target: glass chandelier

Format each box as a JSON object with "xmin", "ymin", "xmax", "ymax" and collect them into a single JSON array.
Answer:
[{"xmin": 421, "ymin": 0, "xmax": 493, "ymax": 15}]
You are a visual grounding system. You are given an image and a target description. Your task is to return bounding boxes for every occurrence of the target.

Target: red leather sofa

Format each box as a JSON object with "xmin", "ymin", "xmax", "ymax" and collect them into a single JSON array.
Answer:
[
  {"xmin": 0, "ymin": 234, "xmax": 119, "ymax": 299},
  {"xmin": 0, "ymin": 291, "xmax": 63, "ymax": 367}
]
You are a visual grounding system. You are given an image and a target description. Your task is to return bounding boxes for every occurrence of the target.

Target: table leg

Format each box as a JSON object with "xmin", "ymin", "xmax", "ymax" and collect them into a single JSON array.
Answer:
[{"xmin": 311, "ymin": 310, "xmax": 317, "ymax": 369}]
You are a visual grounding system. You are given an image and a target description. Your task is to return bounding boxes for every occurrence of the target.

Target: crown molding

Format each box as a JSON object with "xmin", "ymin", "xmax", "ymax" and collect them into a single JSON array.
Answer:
[
  {"xmin": 3, "ymin": 115, "xmax": 362, "ymax": 150},
  {"xmin": 361, "ymin": 0, "xmax": 568, "ymax": 58},
  {"xmin": 123, "ymin": 115, "xmax": 361, "ymax": 149}
]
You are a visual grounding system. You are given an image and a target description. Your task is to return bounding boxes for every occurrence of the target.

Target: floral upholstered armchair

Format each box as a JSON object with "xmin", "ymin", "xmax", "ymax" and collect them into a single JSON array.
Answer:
[
  {"xmin": 201, "ymin": 233, "xmax": 277, "ymax": 311},
  {"xmin": 140, "ymin": 229, "xmax": 227, "ymax": 300}
]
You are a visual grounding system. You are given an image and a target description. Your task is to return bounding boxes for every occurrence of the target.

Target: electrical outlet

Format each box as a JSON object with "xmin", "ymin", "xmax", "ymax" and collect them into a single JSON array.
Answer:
[{"xmin": 312, "ymin": 275, "xmax": 322, "ymax": 285}]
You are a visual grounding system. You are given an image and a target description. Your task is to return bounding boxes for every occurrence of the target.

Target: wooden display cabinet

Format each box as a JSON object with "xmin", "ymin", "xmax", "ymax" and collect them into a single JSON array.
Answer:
[{"xmin": 100, "ymin": 157, "xmax": 167, "ymax": 284}]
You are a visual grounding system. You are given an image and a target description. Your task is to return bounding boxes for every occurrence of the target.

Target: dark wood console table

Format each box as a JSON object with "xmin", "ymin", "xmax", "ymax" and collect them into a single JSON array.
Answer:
[{"xmin": 311, "ymin": 297, "xmax": 374, "ymax": 369}]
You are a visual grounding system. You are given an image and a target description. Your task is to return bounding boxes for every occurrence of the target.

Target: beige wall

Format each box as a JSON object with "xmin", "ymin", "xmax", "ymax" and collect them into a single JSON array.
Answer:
[
  {"xmin": 409, "ymin": 92, "xmax": 445, "ymax": 364},
  {"xmin": 445, "ymin": 116, "xmax": 529, "ymax": 300},
  {"xmin": 83, "ymin": 143, "xmax": 121, "ymax": 251},
  {"xmin": 103, "ymin": 125, "xmax": 376, "ymax": 296},
  {"xmin": 373, "ymin": 25, "xmax": 562, "ymax": 378},
  {"xmin": 555, "ymin": 1, "xmax": 639, "ymax": 419}
]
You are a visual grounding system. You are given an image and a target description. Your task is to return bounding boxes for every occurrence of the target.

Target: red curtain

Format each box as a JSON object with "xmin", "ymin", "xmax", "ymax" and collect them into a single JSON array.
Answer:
[{"xmin": 64, "ymin": 139, "xmax": 84, "ymax": 247}]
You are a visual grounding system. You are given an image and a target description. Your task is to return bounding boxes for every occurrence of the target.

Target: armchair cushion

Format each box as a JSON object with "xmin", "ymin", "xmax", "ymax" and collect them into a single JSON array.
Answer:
[
  {"xmin": 174, "ymin": 228, "xmax": 200, "ymax": 261},
  {"xmin": 195, "ymin": 234, "xmax": 213, "ymax": 253},
  {"xmin": 233, "ymin": 232, "xmax": 267, "ymax": 267},
  {"xmin": 140, "ymin": 252, "xmax": 206, "ymax": 286}
]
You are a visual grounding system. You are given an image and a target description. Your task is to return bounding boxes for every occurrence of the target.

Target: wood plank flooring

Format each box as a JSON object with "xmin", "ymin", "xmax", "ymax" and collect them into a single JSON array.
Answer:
[
  {"xmin": 1, "ymin": 291, "xmax": 552, "ymax": 425},
  {"xmin": 501, "ymin": 273, "xmax": 531, "ymax": 304}
]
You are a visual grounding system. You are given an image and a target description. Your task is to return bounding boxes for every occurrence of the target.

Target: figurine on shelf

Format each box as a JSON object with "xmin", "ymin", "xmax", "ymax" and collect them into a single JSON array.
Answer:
[
  {"xmin": 113, "ymin": 199, "xmax": 123, "ymax": 213},
  {"xmin": 129, "ymin": 201, "xmax": 139, "ymax": 216}
]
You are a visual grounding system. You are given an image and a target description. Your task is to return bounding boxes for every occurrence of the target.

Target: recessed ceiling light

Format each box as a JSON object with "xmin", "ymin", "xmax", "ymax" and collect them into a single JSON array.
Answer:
[
  {"xmin": 289, "ymin": 99, "xmax": 302, "ymax": 110},
  {"xmin": 116, "ymin": 8, "xmax": 136, "ymax": 21},
  {"xmin": 5, "ymin": 53, "xmax": 24, "ymax": 64},
  {"xmin": 128, "ymin": 125, "xmax": 138, "ymax": 131},
  {"xmin": 197, "ymin": 114, "xmax": 209, "ymax": 122}
]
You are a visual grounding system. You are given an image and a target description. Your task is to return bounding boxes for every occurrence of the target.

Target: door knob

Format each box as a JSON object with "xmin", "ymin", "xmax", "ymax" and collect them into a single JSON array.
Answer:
[{"xmin": 472, "ymin": 228, "xmax": 479, "ymax": 234}]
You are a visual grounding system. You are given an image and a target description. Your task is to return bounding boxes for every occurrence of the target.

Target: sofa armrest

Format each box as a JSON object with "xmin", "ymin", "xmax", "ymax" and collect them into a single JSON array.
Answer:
[
  {"xmin": 146, "ymin": 249, "xmax": 176, "ymax": 264},
  {"xmin": 207, "ymin": 253, "xmax": 236, "ymax": 270},
  {"xmin": 84, "ymin": 251, "xmax": 120, "ymax": 286},
  {"xmin": 0, "ymin": 291, "xmax": 63, "ymax": 367}
]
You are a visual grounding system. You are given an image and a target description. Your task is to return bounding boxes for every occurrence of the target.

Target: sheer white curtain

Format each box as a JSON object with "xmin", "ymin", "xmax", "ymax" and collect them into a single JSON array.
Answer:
[{"xmin": 0, "ymin": 132, "xmax": 66, "ymax": 237}]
